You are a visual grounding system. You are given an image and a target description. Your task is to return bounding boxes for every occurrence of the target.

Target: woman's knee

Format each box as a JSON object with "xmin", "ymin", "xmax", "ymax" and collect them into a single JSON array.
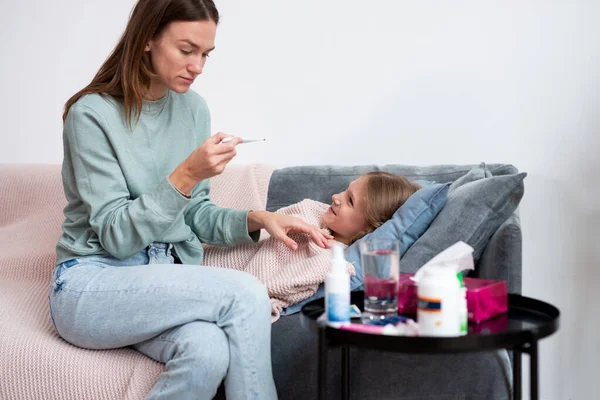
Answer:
[
  {"xmin": 141, "ymin": 322, "xmax": 230, "ymax": 398},
  {"xmin": 178, "ymin": 322, "xmax": 230, "ymax": 381},
  {"xmin": 232, "ymin": 272, "xmax": 270, "ymax": 310}
]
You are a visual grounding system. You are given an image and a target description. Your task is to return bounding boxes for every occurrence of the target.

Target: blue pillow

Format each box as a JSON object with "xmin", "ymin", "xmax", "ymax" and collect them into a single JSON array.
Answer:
[
  {"xmin": 344, "ymin": 182, "xmax": 449, "ymax": 289},
  {"xmin": 280, "ymin": 182, "xmax": 449, "ymax": 316}
]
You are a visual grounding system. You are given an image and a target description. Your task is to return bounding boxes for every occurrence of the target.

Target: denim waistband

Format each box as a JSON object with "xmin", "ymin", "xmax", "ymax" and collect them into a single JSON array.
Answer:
[
  {"xmin": 58, "ymin": 242, "xmax": 174, "ymax": 271},
  {"xmin": 148, "ymin": 242, "xmax": 170, "ymax": 251}
]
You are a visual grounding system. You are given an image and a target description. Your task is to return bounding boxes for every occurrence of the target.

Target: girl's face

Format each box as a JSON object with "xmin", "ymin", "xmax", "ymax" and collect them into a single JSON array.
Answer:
[
  {"xmin": 322, "ymin": 176, "xmax": 370, "ymax": 245},
  {"xmin": 145, "ymin": 20, "xmax": 216, "ymax": 99}
]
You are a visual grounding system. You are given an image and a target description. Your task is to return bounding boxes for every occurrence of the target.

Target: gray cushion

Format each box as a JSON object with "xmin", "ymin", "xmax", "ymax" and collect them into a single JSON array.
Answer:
[
  {"xmin": 450, "ymin": 162, "xmax": 492, "ymax": 189},
  {"xmin": 400, "ymin": 168, "xmax": 526, "ymax": 273}
]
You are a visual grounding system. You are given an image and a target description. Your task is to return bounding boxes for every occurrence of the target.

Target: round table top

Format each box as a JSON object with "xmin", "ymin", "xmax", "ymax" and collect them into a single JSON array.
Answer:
[{"xmin": 300, "ymin": 291, "xmax": 560, "ymax": 353}]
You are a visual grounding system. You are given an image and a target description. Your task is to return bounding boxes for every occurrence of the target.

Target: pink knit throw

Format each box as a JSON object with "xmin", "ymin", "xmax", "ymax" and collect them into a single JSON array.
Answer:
[
  {"xmin": 0, "ymin": 163, "xmax": 275, "ymax": 399},
  {"xmin": 202, "ymin": 199, "xmax": 355, "ymax": 321}
]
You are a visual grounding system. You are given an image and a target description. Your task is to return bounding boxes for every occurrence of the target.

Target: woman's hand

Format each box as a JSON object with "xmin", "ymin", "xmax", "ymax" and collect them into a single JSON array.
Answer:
[
  {"xmin": 170, "ymin": 132, "xmax": 241, "ymax": 195},
  {"xmin": 248, "ymin": 211, "xmax": 334, "ymax": 250}
]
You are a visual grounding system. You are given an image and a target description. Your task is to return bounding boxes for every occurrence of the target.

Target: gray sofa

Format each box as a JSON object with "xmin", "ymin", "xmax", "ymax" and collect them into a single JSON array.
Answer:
[{"xmin": 264, "ymin": 164, "xmax": 520, "ymax": 399}]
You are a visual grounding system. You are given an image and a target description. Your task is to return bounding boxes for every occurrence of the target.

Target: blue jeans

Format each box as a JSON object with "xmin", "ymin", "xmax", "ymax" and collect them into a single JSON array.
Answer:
[{"xmin": 48, "ymin": 242, "xmax": 277, "ymax": 400}]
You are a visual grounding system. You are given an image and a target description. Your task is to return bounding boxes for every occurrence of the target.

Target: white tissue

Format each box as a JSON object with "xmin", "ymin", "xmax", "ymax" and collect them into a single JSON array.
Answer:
[{"xmin": 411, "ymin": 241, "xmax": 475, "ymax": 283}]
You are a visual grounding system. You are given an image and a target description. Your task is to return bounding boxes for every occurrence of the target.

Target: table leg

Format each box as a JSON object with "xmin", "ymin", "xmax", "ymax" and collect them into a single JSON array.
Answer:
[
  {"xmin": 318, "ymin": 329, "xmax": 328, "ymax": 400},
  {"xmin": 513, "ymin": 350, "xmax": 521, "ymax": 400},
  {"xmin": 342, "ymin": 345, "xmax": 350, "ymax": 400},
  {"xmin": 530, "ymin": 341, "xmax": 539, "ymax": 400}
]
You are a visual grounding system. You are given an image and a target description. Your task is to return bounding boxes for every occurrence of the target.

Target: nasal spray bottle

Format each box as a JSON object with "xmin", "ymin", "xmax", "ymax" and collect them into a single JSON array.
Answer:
[
  {"xmin": 412, "ymin": 241, "xmax": 474, "ymax": 337},
  {"xmin": 326, "ymin": 243, "xmax": 350, "ymax": 324}
]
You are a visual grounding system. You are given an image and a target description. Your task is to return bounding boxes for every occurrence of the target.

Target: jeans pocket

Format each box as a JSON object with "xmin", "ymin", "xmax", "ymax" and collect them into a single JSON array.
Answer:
[{"xmin": 51, "ymin": 259, "xmax": 80, "ymax": 293}]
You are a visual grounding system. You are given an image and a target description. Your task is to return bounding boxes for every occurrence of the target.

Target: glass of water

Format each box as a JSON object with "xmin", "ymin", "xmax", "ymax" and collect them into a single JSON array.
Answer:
[{"xmin": 360, "ymin": 239, "xmax": 400, "ymax": 321}]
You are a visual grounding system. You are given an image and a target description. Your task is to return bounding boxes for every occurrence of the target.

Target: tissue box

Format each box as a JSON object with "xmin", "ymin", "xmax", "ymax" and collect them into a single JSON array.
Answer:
[
  {"xmin": 397, "ymin": 273, "xmax": 508, "ymax": 323},
  {"xmin": 468, "ymin": 313, "xmax": 508, "ymax": 334}
]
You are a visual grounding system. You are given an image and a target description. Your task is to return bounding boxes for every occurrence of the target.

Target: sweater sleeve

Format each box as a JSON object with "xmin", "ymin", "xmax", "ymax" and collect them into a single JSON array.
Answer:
[
  {"xmin": 184, "ymin": 190, "xmax": 259, "ymax": 246},
  {"xmin": 182, "ymin": 93, "xmax": 259, "ymax": 246},
  {"xmin": 65, "ymin": 103, "xmax": 190, "ymax": 259}
]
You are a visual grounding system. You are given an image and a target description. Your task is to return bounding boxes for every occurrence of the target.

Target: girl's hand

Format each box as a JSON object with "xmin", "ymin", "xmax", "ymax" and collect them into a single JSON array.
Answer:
[{"xmin": 248, "ymin": 211, "xmax": 334, "ymax": 250}]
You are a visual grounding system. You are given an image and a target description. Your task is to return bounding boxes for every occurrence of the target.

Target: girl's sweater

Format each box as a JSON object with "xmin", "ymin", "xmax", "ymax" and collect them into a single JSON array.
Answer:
[{"xmin": 202, "ymin": 199, "xmax": 355, "ymax": 321}]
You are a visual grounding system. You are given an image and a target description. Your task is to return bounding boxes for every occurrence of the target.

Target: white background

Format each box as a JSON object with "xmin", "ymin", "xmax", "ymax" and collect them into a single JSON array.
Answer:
[{"xmin": 1, "ymin": 1, "xmax": 599, "ymax": 398}]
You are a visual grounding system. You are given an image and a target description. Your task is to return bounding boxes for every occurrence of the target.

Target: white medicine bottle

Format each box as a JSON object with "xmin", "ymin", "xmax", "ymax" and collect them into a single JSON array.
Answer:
[
  {"xmin": 326, "ymin": 243, "xmax": 350, "ymax": 323},
  {"xmin": 417, "ymin": 266, "xmax": 462, "ymax": 336}
]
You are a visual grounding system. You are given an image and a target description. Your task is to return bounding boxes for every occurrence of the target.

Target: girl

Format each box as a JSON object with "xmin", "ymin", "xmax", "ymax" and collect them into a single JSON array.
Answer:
[{"xmin": 202, "ymin": 172, "xmax": 421, "ymax": 320}]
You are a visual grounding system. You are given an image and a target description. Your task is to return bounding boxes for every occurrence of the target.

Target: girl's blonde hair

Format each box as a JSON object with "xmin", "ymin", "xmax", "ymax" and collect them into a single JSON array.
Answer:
[{"xmin": 352, "ymin": 171, "xmax": 421, "ymax": 243}]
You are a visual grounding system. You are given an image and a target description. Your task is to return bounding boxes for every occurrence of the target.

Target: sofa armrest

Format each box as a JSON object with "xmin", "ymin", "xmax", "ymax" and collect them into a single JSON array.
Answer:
[{"xmin": 475, "ymin": 211, "xmax": 522, "ymax": 294}]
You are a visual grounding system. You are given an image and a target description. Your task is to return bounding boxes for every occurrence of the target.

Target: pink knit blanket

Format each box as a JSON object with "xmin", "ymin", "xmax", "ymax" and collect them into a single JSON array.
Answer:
[
  {"xmin": 202, "ymin": 199, "xmax": 355, "ymax": 321},
  {"xmin": 0, "ymin": 163, "xmax": 277, "ymax": 399},
  {"xmin": 208, "ymin": 163, "xmax": 274, "ymax": 212}
]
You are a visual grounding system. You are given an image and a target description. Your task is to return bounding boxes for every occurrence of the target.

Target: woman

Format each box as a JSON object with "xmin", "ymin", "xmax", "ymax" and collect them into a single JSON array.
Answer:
[
  {"xmin": 202, "ymin": 172, "xmax": 421, "ymax": 320},
  {"xmin": 49, "ymin": 1, "xmax": 331, "ymax": 399}
]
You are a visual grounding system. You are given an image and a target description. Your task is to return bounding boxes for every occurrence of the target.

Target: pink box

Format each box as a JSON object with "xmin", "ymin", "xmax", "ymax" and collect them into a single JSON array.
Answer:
[{"xmin": 397, "ymin": 272, "xmax": 508, "ymax": 323}]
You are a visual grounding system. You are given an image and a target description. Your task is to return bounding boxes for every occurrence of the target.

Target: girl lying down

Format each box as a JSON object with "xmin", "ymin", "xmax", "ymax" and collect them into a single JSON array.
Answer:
[{"xmin": 202, "ymin": 172, "xmax": 420, "ymax": 321}]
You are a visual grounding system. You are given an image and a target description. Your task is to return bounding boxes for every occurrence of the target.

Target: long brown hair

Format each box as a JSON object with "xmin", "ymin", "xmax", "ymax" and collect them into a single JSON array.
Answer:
[
  {"xmin": 62, "ymin": 0, "xmax": 219, "ymax": 126},
  {"xmin": 352, "ymin": 172, "xmax": 421, "ymax": 243}
]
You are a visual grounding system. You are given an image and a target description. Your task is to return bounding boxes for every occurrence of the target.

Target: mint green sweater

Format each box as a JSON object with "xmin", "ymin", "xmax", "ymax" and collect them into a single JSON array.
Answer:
[{"xmin": 56, "ymin": 90, "xmax": 258, "ymax": 266}]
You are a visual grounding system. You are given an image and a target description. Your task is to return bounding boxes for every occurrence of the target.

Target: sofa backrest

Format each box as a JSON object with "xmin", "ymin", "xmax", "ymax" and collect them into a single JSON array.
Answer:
[{"xmin": 266, "ymin": 163, "xmax": 518, "ymax": 211}]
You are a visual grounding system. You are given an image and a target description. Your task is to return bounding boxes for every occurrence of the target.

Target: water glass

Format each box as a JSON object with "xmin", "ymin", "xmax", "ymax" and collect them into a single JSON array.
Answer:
[{"xmin": 360, "ymin": 239, "xmax": 400, "ymax": 320}]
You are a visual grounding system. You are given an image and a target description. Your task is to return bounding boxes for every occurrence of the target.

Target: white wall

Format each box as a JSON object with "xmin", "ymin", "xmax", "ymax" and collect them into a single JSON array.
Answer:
[{"xmin": 1, "ymin": 1, "xmax": 598, "ymax": 398}]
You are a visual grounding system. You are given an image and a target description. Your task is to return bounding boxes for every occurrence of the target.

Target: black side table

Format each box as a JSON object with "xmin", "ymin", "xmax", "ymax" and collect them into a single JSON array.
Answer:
[{"xmin": 301, "ymin": 291, "xmax": 559, "ymax": 400}]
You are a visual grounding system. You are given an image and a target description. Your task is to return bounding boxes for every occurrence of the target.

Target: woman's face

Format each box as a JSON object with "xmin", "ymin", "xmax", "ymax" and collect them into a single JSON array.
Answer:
[
  {"xmin": 322, "ymin": 176, "xmax": 370, "ymax": 245},
  {"xmin": 145, "ymin": 20, "xmax": 217, "ymax": 99}
]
